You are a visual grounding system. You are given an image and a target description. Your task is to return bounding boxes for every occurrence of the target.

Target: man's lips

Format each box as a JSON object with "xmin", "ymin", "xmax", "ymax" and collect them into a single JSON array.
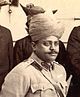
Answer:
[
  {"xmin": 49, "ymin": 53, "xmax": 57, "ymax": 56},
  {"xmin": 48, "ymin": 51, "xmax": 58, "ymax": 54},
  {"xmin": 45, "ymin": 52, "xmax": 58, "ymax": 56}
]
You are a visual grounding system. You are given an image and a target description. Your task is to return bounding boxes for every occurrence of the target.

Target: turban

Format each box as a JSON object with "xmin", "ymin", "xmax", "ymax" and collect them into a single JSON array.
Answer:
[
  {"xmin": 20, "ymin": 3, "xmax": 45, "ymax": 16},
  {"xmin": 28, "ymin": 13, "xmax": 64, "ymax": 41},
  {"xmin": 20, "ymin": 3, "xmax": 57, "ymax": 25}
]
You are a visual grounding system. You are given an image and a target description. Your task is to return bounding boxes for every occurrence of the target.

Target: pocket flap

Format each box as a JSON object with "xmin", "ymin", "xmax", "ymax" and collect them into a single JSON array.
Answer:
[{"xmin": 31, "ymin": 83, "xmax": 55, "ymax": 93}]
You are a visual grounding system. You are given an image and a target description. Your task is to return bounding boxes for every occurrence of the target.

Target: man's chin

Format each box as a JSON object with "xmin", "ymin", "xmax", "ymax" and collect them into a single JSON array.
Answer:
[
  {"xmin": 49, "ymin": 54, "xmax": 57, "ymax": 57},
  {"xmin": 46, "ymin": 57, "xmax": 57, "ymax": 62},
  {"xmin": 44, "ymin": 54, "xmax": 57, "ymax": 62}
]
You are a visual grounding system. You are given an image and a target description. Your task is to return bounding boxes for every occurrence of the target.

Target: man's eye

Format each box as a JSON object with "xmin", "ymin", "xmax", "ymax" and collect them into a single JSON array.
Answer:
[
  {"xmin": 54, "ymin": 41, "xmax": 59, "ymax": 46},
  {"xmin": 43, "ymin": 42, "xmax": 50, "ymax": 46}
]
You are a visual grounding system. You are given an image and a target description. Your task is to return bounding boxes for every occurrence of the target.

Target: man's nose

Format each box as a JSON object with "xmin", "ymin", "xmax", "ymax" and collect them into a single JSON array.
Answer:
[{"xmin": 50, "ymin": 43, "xmax": 55, "ymax": 50}]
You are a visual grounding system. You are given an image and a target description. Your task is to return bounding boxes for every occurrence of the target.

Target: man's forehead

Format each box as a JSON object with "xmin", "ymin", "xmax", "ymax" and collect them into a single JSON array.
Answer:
[
  {"xmin": 39, "ymin": 36, "xmax": 59, "ymax": 43},
  {"xmin": 42, "ymin": 36, "xmax": 58, "ymax": 40}
]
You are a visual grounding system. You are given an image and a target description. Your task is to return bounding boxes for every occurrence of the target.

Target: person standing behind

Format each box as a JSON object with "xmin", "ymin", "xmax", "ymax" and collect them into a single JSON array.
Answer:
[
  {"xmin": 0, "ymin": 25, "xmax": 13, "ymax": 91},
  {"xmin": 0, "ymin": 11, "xmax": 68, "ymax": 97},
  {"xmin": 67, "ymin": 26, "xmax": 80, "ymax": 97},
  {"xmin": 0, "ymin": 1, "xmax": 13, "ymax": 91},
  {"xmin": 13, "ymin": 35, "xmax": 33, "ymax": 66}
]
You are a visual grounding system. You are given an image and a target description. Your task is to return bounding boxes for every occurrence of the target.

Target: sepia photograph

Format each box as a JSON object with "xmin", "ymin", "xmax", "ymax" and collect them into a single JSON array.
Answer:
[{"xmin": 0, "ymin": 0, "xmax": 80, "ymax": 97}]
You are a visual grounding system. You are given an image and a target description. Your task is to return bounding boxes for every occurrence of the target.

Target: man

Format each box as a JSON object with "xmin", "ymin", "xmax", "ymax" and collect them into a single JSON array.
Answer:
[
  {"xmin": 0, "ymin": 12, "xmax": 68, "ymax": 97},
  {"xmin": 67, "ymin": 26, "xmax": 80, "ymax": 97},
  {"xmin": 0, "ymin": 0, "xmax": 13, "ymax": 91},
  {"xmin": 0, "ymin": 25, "xmax": 13, "ymax": 91}
]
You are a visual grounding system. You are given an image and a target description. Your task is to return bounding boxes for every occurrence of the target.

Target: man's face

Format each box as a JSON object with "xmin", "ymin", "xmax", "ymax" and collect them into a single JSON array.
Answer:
[{"xmin": 32, "ymin": 36, "xmax": 59, "ymax": 62}]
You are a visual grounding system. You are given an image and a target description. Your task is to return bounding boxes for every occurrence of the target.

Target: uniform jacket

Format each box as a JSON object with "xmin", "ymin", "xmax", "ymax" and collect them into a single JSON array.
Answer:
[
  {"xmin": 67, "ymin": 26, "xmax": 80, "ymax": 76},
  {"xmin": 0, "ymin": 53, "xmax": 68, "ymax": 97},
  {"xmin": 0, "ymin": 25, "xmax": 13, "ymax": 90}
]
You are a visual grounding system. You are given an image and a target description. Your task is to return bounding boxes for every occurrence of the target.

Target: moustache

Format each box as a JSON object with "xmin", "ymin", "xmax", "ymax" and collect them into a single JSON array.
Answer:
[{"xmin": 46, "ymin": 51, "xmax": 58, "ymax": 54}]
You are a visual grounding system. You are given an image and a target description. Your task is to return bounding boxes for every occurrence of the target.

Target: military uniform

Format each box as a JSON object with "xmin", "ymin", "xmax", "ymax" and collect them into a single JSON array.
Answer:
[{"xmin": 1, "ymin": 53, "xmax": 68, "ymax": 97}]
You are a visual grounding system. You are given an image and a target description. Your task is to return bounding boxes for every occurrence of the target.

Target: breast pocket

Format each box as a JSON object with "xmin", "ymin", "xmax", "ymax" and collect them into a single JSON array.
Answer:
[
  {"xmin": 31, "ymin": 83, "xmax": 45, "ymax": 93},
  {"xmin": 31, "ymin": 83, "xmax": 57, "ymax": 97}
]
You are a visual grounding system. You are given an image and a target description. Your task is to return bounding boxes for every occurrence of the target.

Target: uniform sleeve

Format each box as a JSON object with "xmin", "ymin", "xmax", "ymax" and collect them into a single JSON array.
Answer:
[
  {"xmin": 0, "ymin": 71, "xmax": 30, "ymax": 97},
  {"xmin": 67, "ymin": 27, "xmax": 80, "ymax": 76}
]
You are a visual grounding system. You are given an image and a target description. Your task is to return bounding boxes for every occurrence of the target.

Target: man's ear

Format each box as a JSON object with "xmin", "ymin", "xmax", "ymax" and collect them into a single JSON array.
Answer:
[{"xmin": 32, "ymin": 42, "xmax": 36, "ymax": 51}]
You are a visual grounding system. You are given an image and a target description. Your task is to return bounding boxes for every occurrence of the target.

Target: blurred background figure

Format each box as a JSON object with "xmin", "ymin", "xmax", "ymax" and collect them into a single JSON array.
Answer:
[
  {"xmin": 13, "ymin": 35, "xmax": 33, "ymax": 66},
  {"xmin": 67, "ymin": 26, "xmax": 80, "ymax": 97},
  {"xmin": 0, "ymin": 1, "xmax": 13, "ymax": 91},
  {"xmin": 0, "ymin": 25, "xmax": 13, "ymax": 91}
]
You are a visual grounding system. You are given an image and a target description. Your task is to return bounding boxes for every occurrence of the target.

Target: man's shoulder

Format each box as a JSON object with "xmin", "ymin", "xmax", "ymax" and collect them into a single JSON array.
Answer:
[
  {"xmin": 0, "ymin": 25, "xmax": 11, "ymax": 32},
  {"xmin": 75, "ymin": 26, "xmax": 80, "ymax": 29},
  {"xmin": 55, "ymin": 62, "xmax": 66, "ymax": 71},
  {"xmin": 17, "ymin": 57, "xmax": 34, "ymax": 68},
  {"xmin": 15, "ymin": 36, "xmax": 31, "ymax": 44},
  {"xmin": 11, "ymin": 58, "xmax": 34, "ymax": 74},
  {"xmin": 72, "ymin": 26, "xmax": 80, "ymax": 33},
  {"xmin": 68, "ymin": 26, "xmax": 80, "ymax": 39}
]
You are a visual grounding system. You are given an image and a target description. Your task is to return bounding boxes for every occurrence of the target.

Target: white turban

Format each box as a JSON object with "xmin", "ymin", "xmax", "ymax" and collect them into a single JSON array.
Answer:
[{"xmin": 29, "ymin": 13, "xmax": 64, "ymax": 41}]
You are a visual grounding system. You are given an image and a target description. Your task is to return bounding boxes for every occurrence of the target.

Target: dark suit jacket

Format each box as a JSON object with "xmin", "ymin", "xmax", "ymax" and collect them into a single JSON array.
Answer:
[
  {"xmin": 67, "ymin": 26, "xmax": 80, "ymax": 97},
  {"xmin": 67, "ymin": 26, "xmax": 80, "ymax": 77},
  {"xmin": 56, "ymin": 40, "xmax": 66, "ymax": 65},
  {"xmin": 13, "ymin": 35, "xmax": 33, "ymax": 66},
  {"xmin": 0, "ymin": 25, "xmax": 13, "ymax": 90}
]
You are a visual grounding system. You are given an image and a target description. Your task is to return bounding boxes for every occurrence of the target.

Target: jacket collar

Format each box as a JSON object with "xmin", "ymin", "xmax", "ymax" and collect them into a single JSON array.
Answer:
[{"xmin": 31, "ymin": 52, "xmax": 58, "ymax": 71}]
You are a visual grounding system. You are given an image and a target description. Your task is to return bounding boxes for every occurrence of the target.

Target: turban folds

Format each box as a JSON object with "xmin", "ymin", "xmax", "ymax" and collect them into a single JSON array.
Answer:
[{"xmin": 29, "ymin": 13, "xmax": 64, "ymax": 41}]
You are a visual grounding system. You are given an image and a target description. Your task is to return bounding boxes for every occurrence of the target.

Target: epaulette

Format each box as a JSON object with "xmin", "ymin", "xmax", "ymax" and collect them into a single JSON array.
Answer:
[{"xmin": 23, "ymin": 58, "xmax": 34, "ymax": 68}]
